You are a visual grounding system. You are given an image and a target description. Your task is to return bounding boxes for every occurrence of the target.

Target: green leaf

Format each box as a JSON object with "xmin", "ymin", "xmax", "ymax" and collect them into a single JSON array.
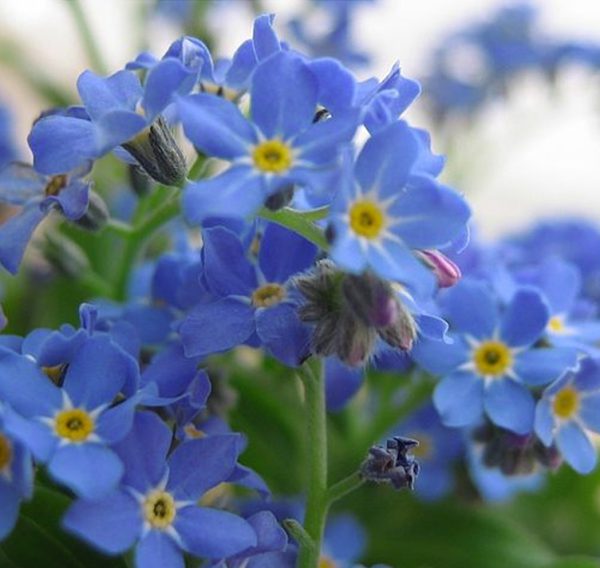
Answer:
[
  {"xmin": 0, "ymin": 485, "xmax": 127, "ymax": 568},
  {"xmin": 544, "ymin": 558, "xmax": 600, "ymax": 568}
]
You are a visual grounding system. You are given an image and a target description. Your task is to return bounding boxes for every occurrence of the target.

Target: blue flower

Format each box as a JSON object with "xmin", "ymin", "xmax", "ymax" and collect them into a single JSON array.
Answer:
[
  {"xmin": 0, "ymin": 405, "xmax": 33, "ymax": 541},
  {"xmin": 63, "ymin": 411, "xmax": 257, "ymax": 566},
  {"xmin": 128, "ymin": 14, "xmax": 283, "ymax": 101},
  {"xmin": 0, "ymin": 334, "xmax": 139, "ymax": 499},
  {"xmin": 180, "ymin": 224, "xmax": 316, "ymax": 366},
  {"xmin": 0, "ymin": 162, "xmax": 92, "ymax": 273},
  {"xmin": 396, "ymin": 404, "xmax": 463, "ymax": 501},
  {"xmin": 535, "ymin": 357, "xmax": 600, "ymax": 474},
  {"xmin": 0, "ymin": 102, "xmax": 18, "ymax": 169},
  {"xmin": 28, "ymin": 62, "xmax": 190, "ymax": 180},
  {"xmin": 412, "ymin": 279, "xmax": 577, "ymax": 434},
  {"xmin": 179, "ymin": 50, "xmax": 359, "ymax": 222},
  {"xmin": 327, "ymin": 121, "xmax": 470, "ymax": 295}
]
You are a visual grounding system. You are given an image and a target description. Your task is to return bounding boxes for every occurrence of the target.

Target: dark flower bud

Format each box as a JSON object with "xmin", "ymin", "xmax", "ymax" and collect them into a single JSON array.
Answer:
[
  {"xmin": 122, "ymin": 116, "xmax": 187, "ymax": 186},
  {"xmin": 342, "ymin": 273, "xmax": 397, "ymax": 328},
  {"xmin": 128, "ymin": 164, "xmax": 153, "ymax": 197},
  {"xmin": 361, "ymin": 436, "xmax": 420, "ymax": 490},
  {"xmin": 377, "ymin": 299, "xmax": 417, "ymax": 351},
  {"xmin": 73, "ymin": 190, "xmax": 109, "ymax": 232},
  {"xmin": 264, "ymin": 184, "xmax": 295, "ymax": 211},
  {"xmin": 42, "ymin": 233, "xmax": 90, "ymax": 278}
]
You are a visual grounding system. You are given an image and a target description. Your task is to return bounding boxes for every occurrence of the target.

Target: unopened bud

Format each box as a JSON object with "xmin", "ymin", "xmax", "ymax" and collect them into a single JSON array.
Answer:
[
  {"xmin": 342, "ymin": 273, "xmax": 397, "ymax": 328},
  {"xmin": 128, "ymin": 164, "xmax": 153, "ymax": 197},
  {"xmin": 73, "ymin": 190, "xmax": 109, "ymax": 232},
  {"xmin": 418, "ymin": 249, "xmax": 461, "ymax": 288},
  {"xmin": 43, "ymin": 233, "xmax": 90, "ymax": 278},
  {"xmin": 361, "ymin": 436, "xmax": 420, "ymax": 490},
  {"xmin": 377, "ymin": 300, "xmax": 417, "ymax": 351},
  {"xmin": 264, "ymin": 184, "xmax": 295, "ymax": 211},
  {"xmin": 123, "ymin": 116, "xmax": 187, "ymax": 186}
]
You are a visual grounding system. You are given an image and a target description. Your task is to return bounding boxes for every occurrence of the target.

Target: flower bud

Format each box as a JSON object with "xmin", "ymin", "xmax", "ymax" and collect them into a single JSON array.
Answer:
[
  {"xmin": 342, "ymin": 273, "xmax": 397, "ymax": 328},
  {"xmin": 361, "ymin": 436, "xmax": 420, "ymax": 490},
  {"xmin": 73, "ymin": 190, "xmax": 109, "ymax": 232},
  {"xmin": 377, "ymin": 300, "xmax": 417, "ymax": 351},
  {"xmin": 264, "ymin": 184, "xmax": 295, "ymax": 211},
  {"xmin": 123, "ymin": 116, "xmax": 187, "ymax": 186},
  {"xmin": 417, "ymin": 249, "xmax": 461, "ymax": 288},
  {"xmin": 43, "ymin": 233, "xmax": 90, "ymax": 279},
  {"xmin": 128, "ymin": 164, "xmax": 153, "ymax": 197}
]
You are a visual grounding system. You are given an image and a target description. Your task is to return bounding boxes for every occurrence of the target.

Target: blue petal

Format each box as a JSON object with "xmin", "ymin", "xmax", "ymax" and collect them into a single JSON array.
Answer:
[
  {"xmin": 225, "ymin": 40, "xmax": 257, "ymax": 90},
  {"xmin": 256, "ymin": 303, "xmax": 311, "ymax": 367},
  {"xmin": 95, "ymin": 396, "xmax": 138, "ymax": 444},
  {"xmin": 0, "ymin": 481, "xmax": 21, "ymax": 540},
  {"xmin": 77, "ymin": 70, "xmax": 142, "ymax": 120},
  {"xmin": 251, "ymin": 52, "xmax": 317, "ymax": 139},
  {"xmin": 500, "ymin": 287, "xmax": 549, "ymax": 347},
  {"xmin": 167, "ymin": 435, "xmax": 240, "ymax": 500},
  {"xmin": 28, "ymin": 115, "xmax": 97, "ymax": 174},
  {"xmin": 328, "ymin": 225, "xmax": 368, "ymax": 273},
  {"xmin": 579, "ymin": 394, "xmax": 600, "ymax": 433},
  {"xmin": 63, "ymin": 490, "xmax": 141, "ymax": 554},
  {"xmin": 94, "ymin": 110, "xmax": 147, "ymax": 154},
  {"xmin": 0, "ymin": 162, "xmax": 44, "ymax": 206},
  {"xmin": 142, "ymin": 58, "xmax": 194, "ymax": 120},
  {"xmin": 245, "ymin": 510, "xmax": 287, "ymax": 554},
  {"xmin": 42, "ymin": 179, "xmax": 90, "ymax": 220},
  {"xmin": 309, "ymin": 57, "xmax": 356, "ymax": 115},
  {"xmin": 253, "ymin": 14, "xmax": 281, "ymax": 59},
  {"xmin": 556, "ymin": 422, "xmax": 597, "ymax": 474},
  {"xmin": 4, "ymin": 407, "xmax": 55, "ymax": 462},
  {"xmin": 141, "ymin": 342, "xmax": 200, "ymax": 398},
  {"xmin": 202, "ymin": 226, "xmax": 256, "ymax": 297},
  {"xmin": 514, "ymin": 348, "xmax": 577, "ymax": 386},
  {"xmin": 354, "ymin": 121, "xmax": 418, "ymax": 196},
  {"xmin": 178, "ymin": 94, "xmax": 256, "ymax": 159},
  {"xmin": 483, "ymin": 378, "xmax": 535, "ymax": 434},
  {"xmin": 48, "ymin": 444, "xmax": 123, "ymax": 500},
  {"xmin": 259, "ymin": 223, "xmax": 317, "ymax": 283},
  {"xmin": 0, "ymin": 203, "xmax": 46, "ymax": 274},
  {"xmin": 534, "ymin": 398, "xmax": 554, "ymax": 446},
  {"xmin": 180, "ymin": 298, "xmax": 256, "ymax": 358},
  {"xmin": 112, "ymin": 411, "xmax": 170, "ymax": 493},
  {"xmin": 387, "ymin": 176, "xmax": 471, "ymax": 249},
  {"xmin": 325, "ymin": 358, "xmax": 364, "ymax": 411},
  {"xmin": 323, "ymin": 514, "xmax": 366, "ymax": 563},
  {"xmin": 410, "ymin": 335, "xmax": 468, "ymax": 375},
  {"xmin": 183, "ymin": 168, "xmax": 265, "ymax": 223},
  {"xmin": 136, "ymin": 531, "xmax": 184, "ymax": 568},
  {"xmin": 0, "ymin": 350, "xmax": 61, "ymax": 416},
  {"xmin": 441, "ymin": 279, "xmax": 498, "ymax": 338},
  {"xmin": 176, "ymin": 506, "xmax": 257, "ymax": 559},
  {"xmin": 62, "ymin": 335, "xmax": 138, "ymax": 409},
  {"xmin": 536, "ymin": 258, "xmax": 580, "ymax": 314},
  {"xmin": 433, "ymin": 371, "xmax": 483, "ymax": 427}
]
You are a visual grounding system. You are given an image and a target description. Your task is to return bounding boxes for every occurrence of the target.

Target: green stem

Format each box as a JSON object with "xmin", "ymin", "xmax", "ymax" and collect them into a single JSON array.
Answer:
[
  {"xmin": 283, "ymin": 519, "xmax": 315, "ymax": 552},
  {"xmin": 79, "ymin": 270, "xmax": 113, "ymax": 298},
  {"xmin": 64, "ymin": 0, "xmax": 108, "ymax": 74},
  {"xmin": 297, "ymin": 359, "xmax": 328, "ymax": 568},
  {"xmin": 104, "ymin": 219, "xmax": 134, "ymax": 237},
  {"xmin": 327, "ymin": 471, "xmax": 365, "ymax": 505},
  {"xmin": 112, "ymin": 189, "xmax": 181, "ymax": 301},
  {"xmin": 259, "ymin": 207, "xmax": 329, "ymax": 250}
]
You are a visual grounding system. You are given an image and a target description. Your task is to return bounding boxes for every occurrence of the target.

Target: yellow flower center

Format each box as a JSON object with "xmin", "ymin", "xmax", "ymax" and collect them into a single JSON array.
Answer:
[
  {"xmin": 54, "ymin": 408, "xmax": 95, "ymax": 443},
  {"xmin": 252, "ymin": 283, "xmax": 286, "ymax": 308},
  {"xmin": 349, "ymin": 201, "xmax": 385, "ymax": 239},
  {"xmin": 553, "ymin": 386, "xmax": 580, "ymax": 419},
  {"xmin": 183, "ymin": 424, "xmax": 206, "ymax": 439},
  {"xmin": 0, "ymin": 434, "xmax": 13, "ymax": 472},
  {"xmin": 143, "ymin": 490, "xmax": 177, "ymax": 529},
  {"xmin": 319, "ymin": 556, "xmax": 338, "ymax": 568},
  {"xmin": 44, "ymin": 174, "xmax": 68, "ymax": 197},
  {"xmin": 252, "ymin": 140, "xmax": 293, "ymax": 173},
  {"xmin": 473, "ymin": 340, "xmax": 513, "ymax": 377},
  {"xmin": 548, "ymin": 316, "xmax": 565, "ymax": 333},
  {"xmin": 43, "ymin": 365, "xmax": 65, "ymax": 385}
]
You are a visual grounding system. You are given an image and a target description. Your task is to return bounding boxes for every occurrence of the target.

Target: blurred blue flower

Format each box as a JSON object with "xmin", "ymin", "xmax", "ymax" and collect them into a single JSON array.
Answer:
[
  {"xmin": 535, "ymin": 357, "xmax": 600, "ymax": 474},
  {"xmin": 0, "ymin": 162, "xmax": 91, "ymax": 273}
]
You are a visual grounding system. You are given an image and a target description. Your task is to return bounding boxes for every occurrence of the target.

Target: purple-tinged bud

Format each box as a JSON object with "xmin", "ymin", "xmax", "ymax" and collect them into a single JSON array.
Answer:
[
  {"xmin": 360, "ymin": 436, "xmax": 420, "ymax": 490},
  {"xmin": 418, "ymin": 249, "xmax": 461, "ymax": 288},
  {"xmin": 377, "ymin": 299, "xmax": 417, "ymax": 351},
  {"xmin": 342, "ymin": 273, "xmax": 398, "ymax": 328}
]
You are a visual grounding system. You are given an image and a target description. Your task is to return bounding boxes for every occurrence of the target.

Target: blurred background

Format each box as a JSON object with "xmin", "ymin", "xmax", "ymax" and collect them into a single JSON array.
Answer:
[{"xmin": 1, "ymin": 0, "xmax": 600, "ymax": 238}]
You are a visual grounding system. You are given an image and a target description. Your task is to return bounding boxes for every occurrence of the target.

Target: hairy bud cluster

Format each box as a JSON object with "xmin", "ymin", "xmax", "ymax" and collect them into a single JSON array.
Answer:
[{"xmin": 295, "ymin": 261, "xmax": 418, "ymax": 366}]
